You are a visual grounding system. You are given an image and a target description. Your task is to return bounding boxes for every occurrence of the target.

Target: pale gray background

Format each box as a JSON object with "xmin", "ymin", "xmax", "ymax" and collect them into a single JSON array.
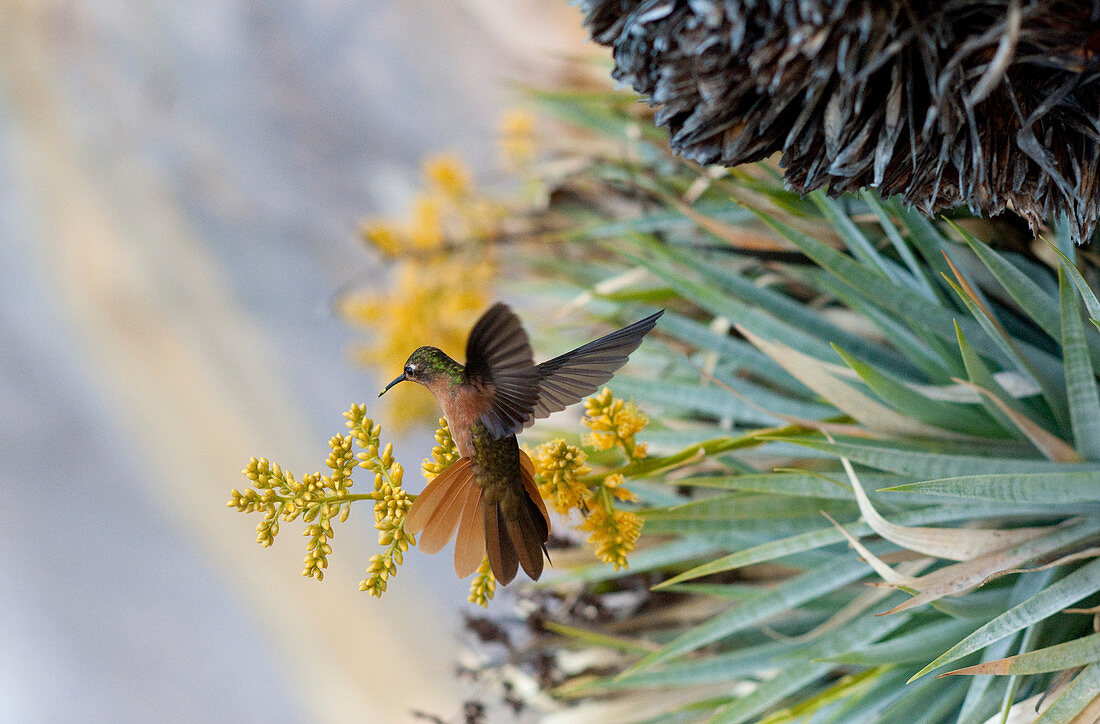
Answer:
[{"xmin": 0, "ymin": 2, "xmax": 589, "ymax": 720}]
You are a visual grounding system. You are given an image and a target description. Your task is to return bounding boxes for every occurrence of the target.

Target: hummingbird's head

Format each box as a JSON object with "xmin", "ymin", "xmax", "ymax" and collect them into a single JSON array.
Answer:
[{"xmin": 379, "ymin": 346, "xmax": 451, "ymax": 396}]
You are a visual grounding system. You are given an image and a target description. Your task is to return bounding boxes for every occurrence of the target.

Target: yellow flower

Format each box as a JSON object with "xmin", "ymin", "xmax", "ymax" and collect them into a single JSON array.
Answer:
[
  {"xmin": 423, "ymin": 153, "xmax": 471, "ymax": 198},
  {"xmin": 468, "ymin": 556, "xmax": 497, "ymax": 607},
  {"xmin": 232, "ymin": 406, "xmax": 419, "ymax": 594},
  {"xmin": 500, "ymin": 109, "xmax": 536, "ymax": 166},
  {"xmin": 343, "ymin": 150, "xmax": 502, "ymax": 429},
  {"xmin": 531, "ymin": 439, "xmax": 592, "ymax": 515},
  {"xmin": 345, "ymin": 409, "xmax": 415, "ymax": 596},
  {"xmin": 359, "ymin": 220, "xmax": 406, "ymax": 257},
  {"xmin": 582, "ymin": 388, "xmax": 649, "ymax": 460},
  {"xmin": 409, "ymin": 195, "xmax": 445, "ymax": 250},
  {"xmin": 603, "ymin": 473, "xmax": 639, "ymax": 503},
  {"xmin": 422, "ymin": 418, "xmax": 460, "ymax": 481},
  {"xmin": 578, "ymin": 504, "xmax": 643, "ymax": 571}
]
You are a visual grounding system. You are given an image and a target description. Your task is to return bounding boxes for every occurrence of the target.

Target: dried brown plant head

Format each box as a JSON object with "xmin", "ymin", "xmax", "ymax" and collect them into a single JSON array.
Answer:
[{"xmin": 583, "ymin": 0, "xmax": 1100, "ymax": 243}]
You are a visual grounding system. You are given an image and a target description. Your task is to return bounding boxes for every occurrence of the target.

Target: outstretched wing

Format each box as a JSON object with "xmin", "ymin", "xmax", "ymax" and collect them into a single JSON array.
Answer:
[
  {"xmin": 464, "ymin": 303, "xmax": 541, "ymax": 439},
  {"xmin": 527, "ymin": 309, "xmax": 663, "ymax": 426}
]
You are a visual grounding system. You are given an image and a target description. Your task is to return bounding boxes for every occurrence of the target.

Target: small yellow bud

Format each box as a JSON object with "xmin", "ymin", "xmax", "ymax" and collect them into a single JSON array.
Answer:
[{"xmin": 423, "ymin": 153, "xmax": 471, "ymax": 198}]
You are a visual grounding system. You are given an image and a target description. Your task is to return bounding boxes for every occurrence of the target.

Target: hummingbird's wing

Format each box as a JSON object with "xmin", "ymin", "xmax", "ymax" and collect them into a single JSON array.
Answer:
[
  {"xmin": 463, "ymin": 303, "xmax": 541, "ymax": 439},
  {"xmin": 526, "ymin": 309, "xmax": 664, "ymax": 425}
]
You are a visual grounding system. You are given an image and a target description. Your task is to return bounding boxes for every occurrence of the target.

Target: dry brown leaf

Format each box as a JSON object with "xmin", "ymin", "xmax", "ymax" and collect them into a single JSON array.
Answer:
[
  {"xmin": 880, "ymin": 524, "xmax": 1082, "ymax": 615},
  {"xmin": 843, "ymin": 456, "xmax": 1055, "ymax": 561}
]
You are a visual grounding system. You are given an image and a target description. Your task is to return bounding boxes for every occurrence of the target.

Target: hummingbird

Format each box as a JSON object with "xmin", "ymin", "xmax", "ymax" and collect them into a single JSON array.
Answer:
[{"xmin": 380, "ymin": 303, "xmax": 662, "ymax": 584}]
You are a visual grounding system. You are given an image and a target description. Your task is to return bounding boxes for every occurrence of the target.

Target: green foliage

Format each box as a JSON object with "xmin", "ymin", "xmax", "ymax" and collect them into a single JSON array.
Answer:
[{"xmin": 507, "ymin": 86, "xmax": 1100, "ymax": 722}]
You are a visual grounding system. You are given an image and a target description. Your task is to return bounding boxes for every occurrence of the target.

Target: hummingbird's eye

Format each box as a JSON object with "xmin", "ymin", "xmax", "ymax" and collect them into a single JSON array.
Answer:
[{"xmin": 405, "ymin": 364, "xmax": 415, "ymax": 376}]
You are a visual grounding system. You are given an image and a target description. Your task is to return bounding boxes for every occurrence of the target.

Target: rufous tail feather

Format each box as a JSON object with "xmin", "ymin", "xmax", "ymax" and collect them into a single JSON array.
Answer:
[
  {"xmin": 452, "ymin": 479, "xmax": 486, "ymax": 577},
  {"xmin": 485, "ymin": 504, "xmax": 519, "ymax": 584},
  {"xmin": 405, "ymin": 457, "xmax": 474, "ymax": 553}
]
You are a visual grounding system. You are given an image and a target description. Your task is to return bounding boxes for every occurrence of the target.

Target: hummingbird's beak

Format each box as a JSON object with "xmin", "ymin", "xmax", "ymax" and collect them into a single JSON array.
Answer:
[{"xmin": 379, "ymin": 373, "xmax": 406, "ymax": 397}]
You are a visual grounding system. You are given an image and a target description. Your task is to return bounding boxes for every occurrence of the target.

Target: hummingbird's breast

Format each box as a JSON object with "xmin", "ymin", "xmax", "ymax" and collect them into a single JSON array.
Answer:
[
  {"xmin": 432, "ymin": 381, "xmax": 490, "ymax": 458},
  {"xmin": 431, "ymin": 380, "xmax": 523, "ymax": 501}
]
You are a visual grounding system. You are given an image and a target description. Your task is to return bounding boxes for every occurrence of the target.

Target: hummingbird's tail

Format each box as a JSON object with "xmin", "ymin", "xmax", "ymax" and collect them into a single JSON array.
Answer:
[
  {"xmin": 404, "ymin": 451, "xmax": 550, "ymax": 583},
  {"xmin": 406, "ymin": 457, "xmax": 486, "ymax": 577},
  {"xmin": 484, "ymin": 451, "xmax": 551, "ymax": 584}
]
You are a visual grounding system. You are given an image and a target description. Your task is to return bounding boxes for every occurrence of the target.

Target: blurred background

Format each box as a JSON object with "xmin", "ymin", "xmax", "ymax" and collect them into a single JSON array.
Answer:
[{"xmin": 0, "ymin": 2, "xmax": 592, "ymax": 720}]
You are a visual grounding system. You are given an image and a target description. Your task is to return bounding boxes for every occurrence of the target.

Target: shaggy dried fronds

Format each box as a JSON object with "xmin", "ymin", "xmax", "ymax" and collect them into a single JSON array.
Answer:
[{"xmin": 583, "ymin": 0, "xmax": 1100, "ymax": 243}]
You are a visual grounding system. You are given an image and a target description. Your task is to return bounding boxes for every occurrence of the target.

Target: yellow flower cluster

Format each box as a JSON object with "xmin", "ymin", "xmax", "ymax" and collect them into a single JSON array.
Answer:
[
  {"xmin": 424, "ymin": 153, "xmax": 471, "ymax": 198},
  {"xmin": 582, "ymin": 387, "xmax": 649, "ymax": 461},
  {"xmin": 346, "ymin": 153, "xmax": 499, "ymax": 428},
  {"xmin": 468, "ymin": 557, "xmax": 497, "ymax": 607},
  {"xmin": 578, "ymin": 503, "xmax": 643, "ymax": 571},
  {"xmin": 421, "ymin": 418, "xmax": 460, "ymax": 481},
  {"xmin": 528, "ymin": 389, "xmax": 646, "ymax": 570},
  {"xmin": 229, "ymin": 404, "xmax": 423, "ymax": 595},
  {"xmin": 230, "ymin": 430, "xmax": 357, "ymax": 580},
  {"xmin": 531, "ymin": 439, "xmax": 592, "ymax": 514},
  {"xmin": 347, "ymin": 406, "xmax": 415, "ymax": 597}
]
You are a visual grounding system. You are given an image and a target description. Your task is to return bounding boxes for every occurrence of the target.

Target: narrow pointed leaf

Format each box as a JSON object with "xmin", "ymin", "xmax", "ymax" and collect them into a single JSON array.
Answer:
[
  {"xmin": 655, "ymin": 501, "xmax": 1075, "ymax": 589},
  {"xmin": 808, "ymin": 269, "xmax": 959, "ymax": 382},
  {"xmin": 1046, "ymin": 239, "xmax": 1100, "ymax": 324},
  {"xmin": 956, "ymin": 631, "xmax": 1024, "ymax": 724},
  {"xmin": 959, "ymin": 379, "xmax": 1082, "ymax": 462},
  {"xmin": 541, "ymin": 621, "xmax": 658, "ymax": 655},
  {"xmin": 706, "ymin": 611, "xmax": 909, "ymax": 724},
  {"xmin": 706, "ymin": 660, "xmax": 827, "ymax": 724},
  {"xmin": 860, "ymin": 190, "xmax": 938, "ymax": 300},
  {"xmin": 943, "ymin": 631, "xmax": 1100, "ymax": 676},
  {"xmin": 776, "ymin": 436, "xmax": 1098, "ymax": 476},
  {"xmin": 832, "ymin": 345, "xmax": 992, "ymax": 435},
  {"xmin": 878, "ymin": 671, "xmax": 966, "ymax": 723},
  {"xmin": 882, "ymin": 519, "xmax": 1100, "ymax": 615},
  {"xmin": 751, "ymin": 206, "xmax": 1011, "ymax": 365},
  {"xmin": 952, "ymin": 221, "xmax": 1063, "ymax": 345},
  {"xmin": 1060, "ymin": 268, "xmax": 1100, "ymax": 460},
  {"xmin": 883, "ymin": 471, "xmax": 1100, "ymax": 504},
  {"xmin": 563, "ymin": 640, "xmax": 790, "ymax": 695},
  {"xmin": 1035, "ymin": 663, "xmax": 1100, "ymax": 723},
  {"xmin": 677, "ymin": 471, "xmax": 900, "ymax": 500},
  {"xmin": 611, "ymin": 375, "xmax": 779, "ymax": 426},
  {"xmin": 843, "ymin": 458, "xmax": 1053, "ymax": 561},
  {"xmin": 811, "ymin": 191, "xmax": 899, "ymax": 282},
  {"xmin": 624, "ymin": 244, "xmax": 839, "ymax": 362},
  {"xmin": 538, "ymin": 537, "xmax": 727, "ymax": 586},
  {"xmin": 657, "ymin": 311, "xmax": 801, "ymax": 391},
  {"xmin": 817, "ymin": 666, "xmax": 914, "ymax": 723},
  {"xmin": 641, "ymin": 493, "xmax": 855, "ymax": 522},
  {"xmin": 826, "ymin": 617, "xmax": 977, "ymax": 665},
  {"xmin": 636, "ymin": 233, "xmax": 918, "ymax": 376},
  {"xmin": 889, "ymin": 200, "xmax": 956, "ymax": 296},
  {"xmin": 955, "ymin": 321, "xmax": 1032, "ymax": 437},
  {"xmin": 910, "ymin": 557, "xmax": 1100, "ymax": 681},
  {"xmin": 944, "ymin": 274, "xmax": 1070, "ymax": 432}
]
